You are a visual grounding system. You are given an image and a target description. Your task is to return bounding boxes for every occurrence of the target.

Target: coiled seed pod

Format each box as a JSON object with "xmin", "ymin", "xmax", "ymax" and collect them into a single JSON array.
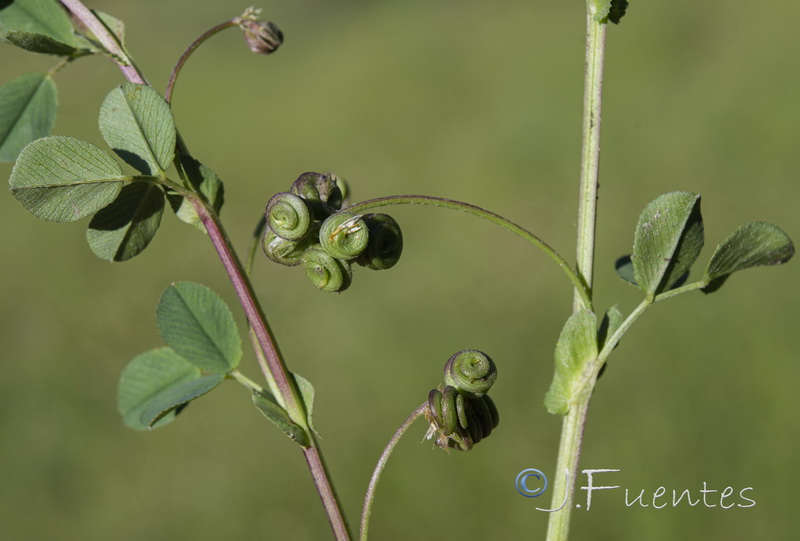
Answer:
[
  {"xmin": 319, "ymin": 212, "xmax": 369, "ymax": 260},
  {"xmin": 290, "ymin": 172, "xmax": 345, "ymax": 217},
  {"xmin": 302, "ymin": 246, "xmax": 352, "ymax": 292},
  {"xmin": 425, "ymin": 349, "xmax": 499, "ymax": 452},
  {"xmin": 266, "ymin": 192, "xmax": 313, "ymax": 241},
  {"xmin": 608, "ymin": 0, "xmax": 628, "ymax": 25},
  {"xmin": 443, "ymin": 349, "xmax": 497, "ymax": 399},
  {"xmin": 356, "ymin": 214, "xmax": 403, "ymax": 270},
  {"xmin": 262, "ymin": 227, "xmax": 314, "ymax": 267}
]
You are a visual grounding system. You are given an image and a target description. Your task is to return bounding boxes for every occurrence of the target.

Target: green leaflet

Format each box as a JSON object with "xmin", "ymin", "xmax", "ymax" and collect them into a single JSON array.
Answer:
[
  {"xmin": 703, "ymin": 222, "xmax": 794, "ymax": 293},
  {"xmin": 9, "ymin": 135, "xmax": 125, "ymax": 222},
  {"xmin": 544, "ymin": 309, "xmax": 599, "ymax": 415},
  {"xmin": 99, "ymin": 83, "xmax": 176, "ymax": 176},
  {"xmin": 140, "ymin": 373, "xmax": 226, "ymax": 428},
  {"xmin": 0, "ymin": 73, "xmax": 57, "ymax": 162},
  {"xmin": 0, "ymin": 0, "xmax": 78, "ymax": 50},
  {"xmin": 632, "ymin": 191, "xmax": 704, "ymax": 299},
  {"xmin": 613, "ymin": 255, "xmax": 637, "ymax": 287},
  {"xmin": 86, "ymin": 181, "xmax": 165, "ymax": 261},
  {"xmin": 118, "ymin": 347, "xmax": 224, "ymax": 431},
  {"xmin": 156, "ymin": 282, "xmax": 242, "ymax": 374}
]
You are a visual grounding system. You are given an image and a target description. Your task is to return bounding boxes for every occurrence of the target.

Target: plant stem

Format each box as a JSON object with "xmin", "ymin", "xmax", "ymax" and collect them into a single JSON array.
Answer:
[
  {"xmin": 59, "ymin": 2, "xmax": 352, "ymax": 537},
  {"xmin": 344, "ymin": 195, "xmax": 591, "ymax": 309},
  {"xmin": 573, "ymin": 4, "xmax": 607, "ymax": 313},
  {"xmin": 546, "ymin": 5, "xmax": 608, "ymax": 541},
  {"xmin": 360, "ymin": 403, "xmax": 427, "ymax": 541},
  {"xmin": 544, "ymin": 400, "xmax": 589, "ymax": 541},
  {"xmin": 191, "ymin": 197, "xmax": 351, "ymax": 540},
  {"xmin": 59, "ymin": 0, "xmax": 146, "ymax": 84}
]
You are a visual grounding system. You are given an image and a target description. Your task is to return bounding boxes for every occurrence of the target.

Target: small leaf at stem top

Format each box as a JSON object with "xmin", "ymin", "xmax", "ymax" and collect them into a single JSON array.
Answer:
[
  {"xmin": 703, "ymin": 222, "xmax": 794, "ymax": 293},
  {"xmin": 9, "ymin": 135, "xmax": 125, "ymax": 222},
  {"xmin": 0, "ymin": 73, "xmax": 57, "ymax": 162},
  {"xmin": 156, "ymin": 281, "xmax": 242, "ymax": 374},
  {"xmin": 99, "ymin": 83, "xmax": 176, "ymax": 175}
]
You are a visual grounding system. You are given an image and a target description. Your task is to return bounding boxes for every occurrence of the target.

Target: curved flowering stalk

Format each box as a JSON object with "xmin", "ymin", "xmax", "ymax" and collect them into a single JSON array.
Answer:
[
  {"xmin": 344, "ymin": 195, "xmax": 592, "ymax": 309},
  {"xmin": 360, "ymin": 350, "xmax": 500, "ymax": 540}
]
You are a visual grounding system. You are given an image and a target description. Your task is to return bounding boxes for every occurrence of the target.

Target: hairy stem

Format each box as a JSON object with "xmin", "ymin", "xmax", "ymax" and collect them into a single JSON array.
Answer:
[
  {"xmin": 573, "ymin": 4, "xmax": 607, "ymax": 312},
  {"xmin": 546, "ymin": 5, "xmax": 608, "ymax": 541},
  {"xmin": 360, "ymin": 403, "xmax": 427, "ymax": 541},
  {"xmin": 344, "ymin": 195, "xmax": 591, "ymax": 309}
]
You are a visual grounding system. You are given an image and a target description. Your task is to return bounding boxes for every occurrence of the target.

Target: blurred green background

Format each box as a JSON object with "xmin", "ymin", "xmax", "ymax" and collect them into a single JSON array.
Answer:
[{"xmin": 2, "ymin": 1, "xmax": 799, "ymax": 539}]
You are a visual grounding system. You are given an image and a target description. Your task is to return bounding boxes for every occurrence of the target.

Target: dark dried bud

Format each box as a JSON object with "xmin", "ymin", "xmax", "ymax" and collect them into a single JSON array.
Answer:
[{"xmin": 240, "ymin": 19, "xmax": 283, "ymax": 55}]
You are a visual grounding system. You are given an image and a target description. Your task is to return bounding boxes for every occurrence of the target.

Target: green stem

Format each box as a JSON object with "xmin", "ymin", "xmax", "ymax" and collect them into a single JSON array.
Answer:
[
  {"xmin": 360, "ymin": 403, "xmax": 427, "ymax": 541},
  {"xmin": 344, "ymin": 195, "xmax": 591, "ymax": 309},
  {"xmin": 546, "ymin": 5, "xmax": 608, "ymax": 541},
  {"xmin": 573, "ymin": 4, "xmax": 607, "ymax": 312},
  {"xmin": 544, "ymin": 400, "xmax": 589, "ymax": 541},
  {"xmin": 229, "ymin": 369, "xmax": 265, "ymax": 393}
]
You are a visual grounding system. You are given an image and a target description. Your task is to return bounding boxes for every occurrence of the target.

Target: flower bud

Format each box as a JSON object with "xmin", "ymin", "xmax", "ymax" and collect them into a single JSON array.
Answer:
[{"xmin": 240, "ymin": 19, "xmax": 283, "ymax": 55}]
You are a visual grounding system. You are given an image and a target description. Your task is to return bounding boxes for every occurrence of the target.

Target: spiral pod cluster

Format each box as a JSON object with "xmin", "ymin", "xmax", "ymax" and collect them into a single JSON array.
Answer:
[
  {"xmin": 262, "ymin": 172, "xmax": 402, "ymax": 292},
  {"xmin": 425, "ymin": 350, "xmax": 499, "ymax": 452}
]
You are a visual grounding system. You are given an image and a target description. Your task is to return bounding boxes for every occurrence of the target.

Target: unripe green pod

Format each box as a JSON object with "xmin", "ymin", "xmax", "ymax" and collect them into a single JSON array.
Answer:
[
  {"xmin": 262, "ymin": 227, "xmax": 314, "ymax": 267},
  {"xmin": 290, "ymin": 172, "xmax": 345, "ymax": 217},
  {"xmin": 319, "ymin": 212, "xmax": 369, "ymax": 260},
  {"xmin": 443, "ymin": 349, "xmax": 497, "ymax": 398},
  {"xmin": 266, "ymin": 192, "xmax": 313, "ymax": 241},
  {"xmin": 356, "ymin": 213, "xmax": 403, "ymax": 270},
  {"xmin": 302, "ymin": 246, "xmax": 352, "ymax": 292}
]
